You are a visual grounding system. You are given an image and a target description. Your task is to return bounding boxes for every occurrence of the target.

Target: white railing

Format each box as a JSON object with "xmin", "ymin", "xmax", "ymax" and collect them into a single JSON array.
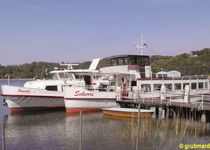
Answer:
[{"xmin": 121, "ymin": 89, "xmax": 210, "ymax": 110}]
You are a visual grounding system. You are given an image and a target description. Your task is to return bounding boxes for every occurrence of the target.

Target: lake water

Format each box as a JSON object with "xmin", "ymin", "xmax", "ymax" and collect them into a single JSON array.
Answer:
[{"xmin": 0, "ymin": 80, "xmax": 210, "ymax": 150}]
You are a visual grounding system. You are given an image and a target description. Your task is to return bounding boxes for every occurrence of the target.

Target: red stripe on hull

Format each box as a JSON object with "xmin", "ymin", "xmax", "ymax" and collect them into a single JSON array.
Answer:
[
  {"xmin": 2, "ymin": 94, "xmax": 63, "ymax": 99},
  {"xmin": 64, "ymin": 98, "xmax": 116, "ymax": 101},
  {"xmin": 10, "ymin": 106, "xmax": 65, "ymax": 114},
  {"xmin": 66, "ymin": 107, "xmax": 102, "ymax": 115}
]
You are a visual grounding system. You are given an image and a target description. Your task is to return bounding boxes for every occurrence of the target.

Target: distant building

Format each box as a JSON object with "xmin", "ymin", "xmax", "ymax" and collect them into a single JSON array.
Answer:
[
  {"xmin": 189, "ymin": 52, "xmax": 198, "ymax": 58},
  {"xmin": 156, "ymin": 70, "xmax": 181, "ymax": 78},
  {"xmin": 156, "ymin": 71, "xmax": 168, "ymax": 78}
]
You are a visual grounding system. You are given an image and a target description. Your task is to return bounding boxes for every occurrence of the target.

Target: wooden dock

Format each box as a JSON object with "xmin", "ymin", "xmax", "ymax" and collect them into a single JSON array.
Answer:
[
  {"xmin": 117, "ymin": 95, "xmax": 210, "ymax": 122},
  {"xmin": 117, "ymin": 95, "xmax": 210, "ymax": 111}
]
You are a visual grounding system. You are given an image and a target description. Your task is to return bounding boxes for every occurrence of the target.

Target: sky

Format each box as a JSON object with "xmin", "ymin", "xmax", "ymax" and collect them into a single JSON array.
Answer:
[{"xmin": 0, "ymin": 0, "xmax": 210, "ymax": 65}]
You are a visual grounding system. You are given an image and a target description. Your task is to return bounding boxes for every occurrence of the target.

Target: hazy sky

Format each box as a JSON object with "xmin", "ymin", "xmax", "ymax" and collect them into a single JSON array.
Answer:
[{"xmin": 1, "ymin": 0, "xmax": 210, "ymax": 65}]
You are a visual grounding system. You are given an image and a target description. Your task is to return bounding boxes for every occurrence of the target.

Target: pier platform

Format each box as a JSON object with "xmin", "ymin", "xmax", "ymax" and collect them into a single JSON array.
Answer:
[{"xmin": 117, "ymin": 95, "xmax": 210, "ymax": 122}]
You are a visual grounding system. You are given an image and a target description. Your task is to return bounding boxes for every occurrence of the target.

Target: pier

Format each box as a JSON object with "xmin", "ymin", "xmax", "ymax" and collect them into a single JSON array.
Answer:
[{"xmin": 117, "ymin": 93, "xmax": 210, "ymax": 122}]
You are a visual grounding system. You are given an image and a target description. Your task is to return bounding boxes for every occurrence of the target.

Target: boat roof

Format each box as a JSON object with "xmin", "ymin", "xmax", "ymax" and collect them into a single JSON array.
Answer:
[
  {"xmin": 50, "ymin": 68, "xmax": 135, "ymax": 77},
  {"xmin": 50, "ymin": 69, "xmax": 99, "ymax": 74},
  {"xmin": 105, "ymin": 54, "xmax": 149, "ymax": 59}
]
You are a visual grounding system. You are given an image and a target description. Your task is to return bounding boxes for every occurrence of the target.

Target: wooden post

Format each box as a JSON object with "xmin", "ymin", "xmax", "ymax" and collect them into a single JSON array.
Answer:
[
  {"xmin": 201, "ymin": 111, "xmax": 206, "ymax": 123},
  {"xmin": 136, "ymin": 103, "xmax": 141, "ymax": 150},
  {"xmin": 2, "ymin": 116, "xmax": 6, "ymax": 150},
  {"xmin": 79, "ymin": 111, "xmax": 82, "ymax": 150}
]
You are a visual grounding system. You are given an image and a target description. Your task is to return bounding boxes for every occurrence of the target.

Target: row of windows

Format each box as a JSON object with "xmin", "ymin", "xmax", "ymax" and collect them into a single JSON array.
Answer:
[
  {"xmin": 111, "ymin": 57, "xmax": 149, "ymax": 66},
  {"xmin": 141, "ymin": 82, "xmax": 208, "ymax": 92}
]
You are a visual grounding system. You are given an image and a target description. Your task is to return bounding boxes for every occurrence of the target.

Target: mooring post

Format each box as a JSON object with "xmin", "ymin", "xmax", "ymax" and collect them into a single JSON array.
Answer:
[
  {"xmin": 136, "ymin": 103, "xmax": 141, "ymax": 150},
  {"xmin": 167, "ymin": 107, "xmax": 169, "ymax": 118},
  {"xmin": 201, "ymin": 93, "xmax": 204, "ymax": 110},
  {"xmin": 155, "ymin": 106, "xmax": 159, "ymax": 118},
  {"xmin": 201, "ymin": 111, "xmax": 206, "ymax": 123},
  {"xmin": 150, "ymin": 107, "xmax": 156, "ymax": 119},
  {"xmin": 79, "ymin": 111, "xmax": 82, "ymax": 150}
]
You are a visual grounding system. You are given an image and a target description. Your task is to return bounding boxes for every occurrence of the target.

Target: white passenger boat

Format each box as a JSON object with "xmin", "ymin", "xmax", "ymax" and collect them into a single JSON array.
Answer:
[
  {"xmin": 62, "ymin": 57, "xmax": 134, "ymax": 114},
  {"xmin": 0, "ymin": 60, "xmax": 102, "ymax": 113},
  {"xmin": 64, "ymin": 54, "xmax": 210, "ymax": 114},
  {"xmin": 100, "ymin": 54, "xmax": 210, "ymax": 103}
]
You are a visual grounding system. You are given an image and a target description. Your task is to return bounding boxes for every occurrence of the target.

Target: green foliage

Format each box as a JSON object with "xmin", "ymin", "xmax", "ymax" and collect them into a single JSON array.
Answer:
[
  {"xmin": 0, "ymin": 62, "xmax": 59, "ymax": 79},
  {"xmin": 150, "ymin": 48, "xmax": 210, "ymax": 75},
  {"xmin": 0, "ymin": 48, "xmax": 209, "ymax": 79}
]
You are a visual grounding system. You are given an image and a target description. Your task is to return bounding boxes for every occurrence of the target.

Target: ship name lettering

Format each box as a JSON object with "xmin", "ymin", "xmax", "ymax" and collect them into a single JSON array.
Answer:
[{"xmin": 74, "ymin": 91, "xmax": 94, "ymax": 96}]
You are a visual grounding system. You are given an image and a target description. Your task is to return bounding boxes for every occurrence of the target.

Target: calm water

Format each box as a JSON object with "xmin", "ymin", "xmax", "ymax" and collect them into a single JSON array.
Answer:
[{"xmin": 0, "ymin": 80, "xmax": 210, "ymax": 150}]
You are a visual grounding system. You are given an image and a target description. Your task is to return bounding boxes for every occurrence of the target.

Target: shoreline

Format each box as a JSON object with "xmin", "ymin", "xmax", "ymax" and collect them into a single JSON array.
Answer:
[{"xmin": 0, "ymin": 78, "xmax": 34, "ymax": 80}]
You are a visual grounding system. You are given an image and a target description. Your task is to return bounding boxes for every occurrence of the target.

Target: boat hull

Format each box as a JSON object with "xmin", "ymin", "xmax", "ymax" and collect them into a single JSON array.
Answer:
[
  {"xmin": 1, "ymin": 85, "xmax": 64, "ymax": 113},
  {"xmin": 102, "ymin": 107, "xmax": 154, "ymax": 118},
  {"xmin": 64, "ymin": 86, "xmax": 117, "ymax": 114}
]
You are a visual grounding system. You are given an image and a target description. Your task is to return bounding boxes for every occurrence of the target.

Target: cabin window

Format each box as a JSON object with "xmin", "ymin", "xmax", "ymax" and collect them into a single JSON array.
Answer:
[
  {"xmin": 45, "ymin": 85, "xmax": 58, "ymax": 91},
  {"xmin": 174, "ymin": 83, "xmax": 181, "ymax": 90},
  {"xmin": 51, "ymin": 73, "xmax": 59, "ymax": 80},
  {"xmin": 123, "ymin": 58, "xmax": 128, "ymax": 65},
  {"xmin": 131, "ymin": 81, "xmax": 137, "ymax": 86},
  {"xmin": 141, "ymin": 84, "xmax": 151, "ymax": 92},
  {"xmin": 129, "ymin": 57, "xmax": 137, "ymax": 65},
  {"xmin": 191, "ymin": 83, "xmax": 197, "ymax": 89},
  {"xmin": 99, "ymin": 84, "xmax": 107, "ymax": 92},
  {"xmin": 154, "ymin": 84, "xmax": 161, "ymax": 91},
  {"xmin": 165, "ymin": 84, "xmax": 172, "ymax": 91},
  {"xmin": 84, "ymin": 75, "xmax": 91, "ymax": 86},
  {"xmin": 144, "ymin": 57, "xmax": 149, "ymax": 65},
  {"xmin": 205, "ymin": 82, "xmax": 208, "ymax": 89},
  {"xmin": 198, "ymin": 82, "xmax": 204, "ymax": 89},
  {"xmin": 59, "ymin": 73, "xmax": 68, "ymax": 79},
  {"xmin": 136, "ymin": 58, "xmax": 141, "ymax": 65},
  {"xmin": 111, "ymin": 59, "xmax": 118, "ymax": 66},
  {"xmin": 66, "ymin": 73, "xmax": 74, "ymax": 80},
  {"xmin": 117, "ymin": 58, "xmax": 124, "ymax": 65}
]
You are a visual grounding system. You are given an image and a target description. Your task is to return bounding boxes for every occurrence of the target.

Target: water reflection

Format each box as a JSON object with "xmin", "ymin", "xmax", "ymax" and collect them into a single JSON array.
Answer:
[{"xmin": 1, "ymin": 111, "xmax": 210, "ymax": 150}]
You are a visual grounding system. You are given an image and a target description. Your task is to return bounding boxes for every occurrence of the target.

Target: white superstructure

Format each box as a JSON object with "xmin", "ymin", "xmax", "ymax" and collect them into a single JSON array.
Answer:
[{"xmin": 100, "ymin": 55, "xmax": 210, "ymax": 101}]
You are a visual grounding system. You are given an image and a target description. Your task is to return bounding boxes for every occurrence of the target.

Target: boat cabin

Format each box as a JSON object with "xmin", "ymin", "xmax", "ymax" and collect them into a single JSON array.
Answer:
[
  {"xmin": 100, "ymin": 55, "xmax": 150, "ymax": 79},
  {"xmin": 109, "ymin": 55, "xmax": 150, "ymax": 66},
  {"xmin": 23, "ymin": 70, "xmax": 85, "ymax": 92}
]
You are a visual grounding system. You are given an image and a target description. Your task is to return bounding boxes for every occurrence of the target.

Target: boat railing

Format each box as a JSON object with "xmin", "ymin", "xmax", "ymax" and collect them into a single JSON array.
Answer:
[
  {"xmin": 182, "ymin": 74, "xmax": 208, "ymax": 79},
  {"xmin": 124, "ymin": 88, "xmax": 210, "ymax": 105},
  {"xmin": 165, "ymin": 91, "xmax": 210, "ymax": 110}
]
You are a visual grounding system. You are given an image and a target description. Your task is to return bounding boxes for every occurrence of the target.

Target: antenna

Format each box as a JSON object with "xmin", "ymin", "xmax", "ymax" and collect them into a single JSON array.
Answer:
[
  {"xmin": 60, "ymin": 63, "xmax": 79, "ymax": 70},
  {"xmin": 134, "ymin": 34, "xmax": 148, "ymax": 55}
]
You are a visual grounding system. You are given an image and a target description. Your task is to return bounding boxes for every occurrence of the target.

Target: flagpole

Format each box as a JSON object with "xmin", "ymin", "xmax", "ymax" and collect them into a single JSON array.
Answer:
[
  {"xmin": 134, "ymin": 34, "xmax": 147, "ymax": 55},
  {"xmin": 140, "ymin": 34, "xmax": 143, "ymax": 55}
]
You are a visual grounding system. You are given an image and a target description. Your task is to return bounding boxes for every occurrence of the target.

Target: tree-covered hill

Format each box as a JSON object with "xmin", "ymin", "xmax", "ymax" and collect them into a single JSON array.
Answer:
[
  {"xmin": 0, "ymin": 48, "xmax": 209, "ymax": 79},
  {"xmin": 0, "ymin": 62, "xmax": 60, "ymax": 79},
  {"xmin": 150, "ymin": 48, "xmax": 210, "ymax": 75}
]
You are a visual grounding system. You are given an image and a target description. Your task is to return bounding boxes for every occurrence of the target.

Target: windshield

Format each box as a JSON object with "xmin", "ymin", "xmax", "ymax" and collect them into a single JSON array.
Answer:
[
  {"xmin": 58, "ymin": 72, "xmax": 75, "ymax": 80},
  {"xmin": 51, "ymin": 73, "xmax": 59, "ymax": 80}
]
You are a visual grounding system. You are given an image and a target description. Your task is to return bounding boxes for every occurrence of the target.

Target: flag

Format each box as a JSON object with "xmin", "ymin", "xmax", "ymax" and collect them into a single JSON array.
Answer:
[{"xmin": 143, "ymin": 43, "xmax": 148, "ymax": 48}]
